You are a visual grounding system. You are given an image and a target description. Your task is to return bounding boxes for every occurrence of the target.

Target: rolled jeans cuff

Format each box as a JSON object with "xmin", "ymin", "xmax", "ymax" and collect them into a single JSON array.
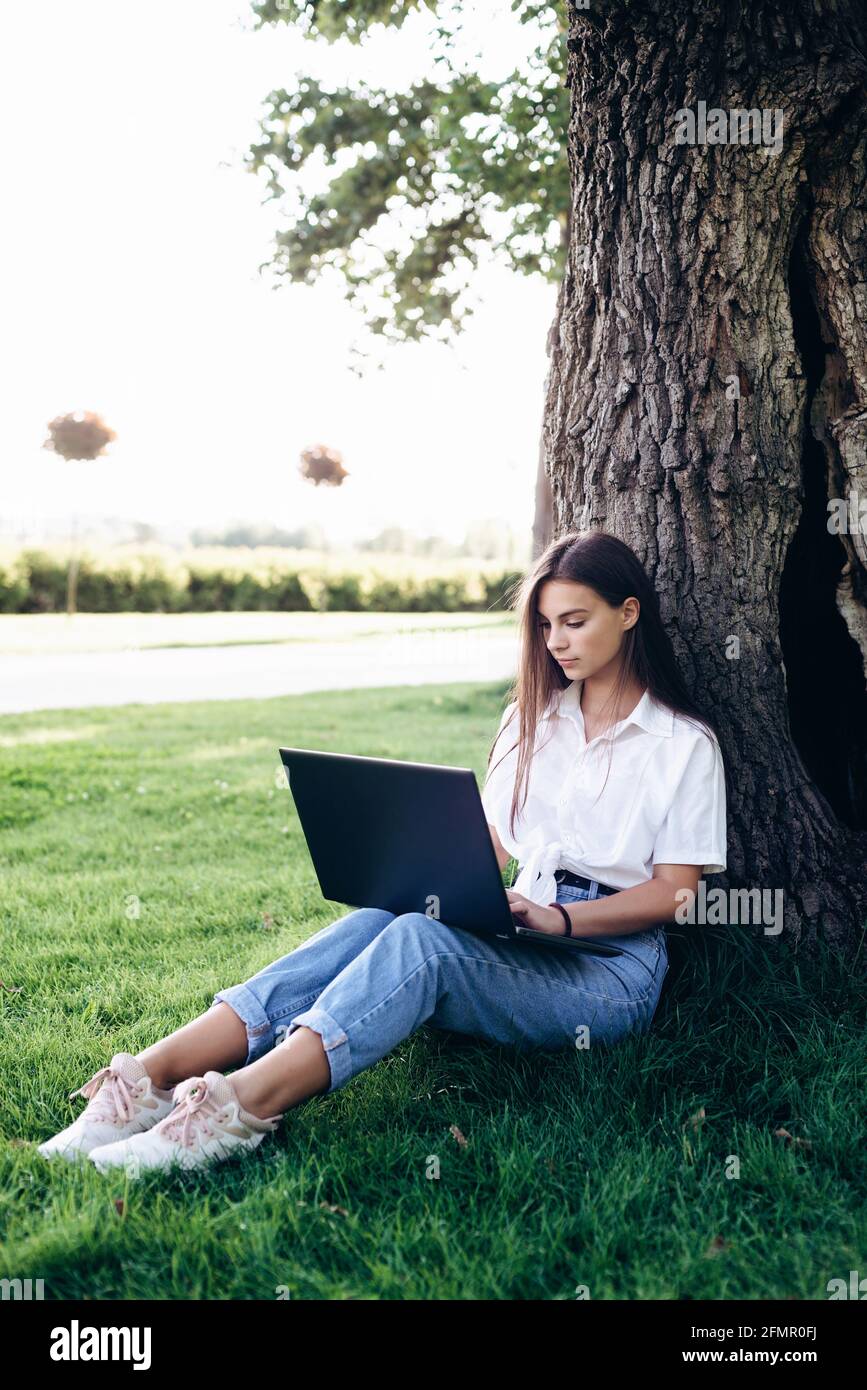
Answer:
[
  {"xmin": 285, "ymin": 1005, "xmax": 351, "ymax": 1094},
  {"xmin": 211, "ymin": 983, "xmax": 275, "ymax": 1066}
]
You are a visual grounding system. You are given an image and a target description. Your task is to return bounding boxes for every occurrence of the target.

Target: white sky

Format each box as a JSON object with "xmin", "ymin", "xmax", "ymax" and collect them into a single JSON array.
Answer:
[{"xmin": 0, "ymin": 0, "xmax": 556, "ymax": 546}]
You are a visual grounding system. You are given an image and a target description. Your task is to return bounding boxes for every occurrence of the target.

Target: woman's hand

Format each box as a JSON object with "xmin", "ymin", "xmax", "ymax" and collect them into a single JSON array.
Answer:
[{"xmin": 506, "ymin": 890, "xmax": 568, "ymax": 936}]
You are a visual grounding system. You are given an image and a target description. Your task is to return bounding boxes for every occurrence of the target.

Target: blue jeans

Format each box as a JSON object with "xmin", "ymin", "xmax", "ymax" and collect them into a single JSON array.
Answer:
[{"xmin": 211, "ymin": 881, "xmax": 669, "ymax": 1095}]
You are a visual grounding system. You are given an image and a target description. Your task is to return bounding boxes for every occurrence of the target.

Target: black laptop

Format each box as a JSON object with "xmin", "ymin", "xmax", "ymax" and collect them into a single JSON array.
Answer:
[{"xmin": 278, "ymin": 747, "xmax": 624, "ymax": 957}]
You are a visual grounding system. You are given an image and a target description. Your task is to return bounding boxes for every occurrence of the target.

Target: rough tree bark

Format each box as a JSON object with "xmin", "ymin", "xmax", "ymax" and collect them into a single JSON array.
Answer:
[
  {"xmin": 532, "ymin": 424, "xmax": 554, "ymax": 560},
  {"xmin": 545, "ymin": 0, "xmax": 867, "ymax": 961},
  {"xmin": 533, "ymin": 213, "xmax": 574, "ymax": 560}
]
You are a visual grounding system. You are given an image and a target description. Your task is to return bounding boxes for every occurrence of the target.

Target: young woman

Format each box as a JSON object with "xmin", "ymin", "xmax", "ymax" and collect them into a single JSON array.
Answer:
[{"xmin": 38, "ymin": 529, "xmax": 728, "ymax": 1177}]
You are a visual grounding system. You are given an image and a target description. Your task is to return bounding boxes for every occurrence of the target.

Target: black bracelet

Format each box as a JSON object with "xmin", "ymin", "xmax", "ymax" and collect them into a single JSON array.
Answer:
[{"xmin": 548, "ymin": 902, "xmax": 573, "ymax": 937}]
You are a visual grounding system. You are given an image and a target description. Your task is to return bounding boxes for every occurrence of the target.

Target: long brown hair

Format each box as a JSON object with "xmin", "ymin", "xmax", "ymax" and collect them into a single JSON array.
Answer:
[{"xmin": 487, "ymin": 528, "xmax": 726, "ymax": 842}]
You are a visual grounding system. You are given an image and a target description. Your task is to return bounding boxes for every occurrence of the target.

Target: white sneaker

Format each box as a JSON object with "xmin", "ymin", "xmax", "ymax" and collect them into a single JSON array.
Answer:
[
  {"xmin": 88, "ymin": 1070, "xmax": 283, "ymax": 1177},
  {"xmin": 37, "ymin": 1052, "xmax": 177, "ymax": 1162}
]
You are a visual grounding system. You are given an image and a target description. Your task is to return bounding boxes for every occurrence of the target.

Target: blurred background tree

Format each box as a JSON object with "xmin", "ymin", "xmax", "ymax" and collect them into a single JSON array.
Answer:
[
  {"xmin": 248, "ymin": 0, "xmax": 567, "ymax": 555},
  {"xmin": 299, "ymin": 442, "xmax": 350, "ymax": 486},
  {"xmin": 42, "ymin": 410, "xmax": 117, "ymax": 615},
  {"xmin": 190, "ymin": 520, "xmax": 329, "ymax": 549}
]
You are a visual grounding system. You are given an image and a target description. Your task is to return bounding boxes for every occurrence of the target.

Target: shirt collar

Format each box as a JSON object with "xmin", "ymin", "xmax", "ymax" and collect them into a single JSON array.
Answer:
[{"xmin": 554, "ymin": 679, "xmax": 674, "ymax": 739}]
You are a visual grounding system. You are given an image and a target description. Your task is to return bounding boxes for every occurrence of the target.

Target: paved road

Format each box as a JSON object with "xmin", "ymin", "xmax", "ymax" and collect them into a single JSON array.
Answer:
[{"xmin": 1, "ymin": 630, "xmax": 519, "ymax": 714}]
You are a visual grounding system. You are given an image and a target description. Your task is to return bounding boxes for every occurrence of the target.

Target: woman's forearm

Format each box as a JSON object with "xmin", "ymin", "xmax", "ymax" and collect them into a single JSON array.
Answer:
[
  {"xmin": 487, "ymin": 822, "xmax": 511, "ymax": 871},
  {"xmin": 561, "ymin": 878, "xmax": 682, "ymax": 938}
]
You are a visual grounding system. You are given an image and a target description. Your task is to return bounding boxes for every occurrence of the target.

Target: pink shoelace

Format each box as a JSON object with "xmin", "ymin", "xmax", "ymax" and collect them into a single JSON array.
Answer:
[
  {"xmin": 154, "ymin": 1077, "xmax": 236, "ymax": 1151},
  {"xmin": 69, "ymin": 1064, "xmax": 142, "ymax": 1126}
]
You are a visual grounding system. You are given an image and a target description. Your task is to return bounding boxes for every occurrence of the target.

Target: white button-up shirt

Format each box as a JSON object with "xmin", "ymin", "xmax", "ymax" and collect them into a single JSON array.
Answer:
[{"xmin": 481, "ymin": 679, "xmax": 727, "ymax": 904}]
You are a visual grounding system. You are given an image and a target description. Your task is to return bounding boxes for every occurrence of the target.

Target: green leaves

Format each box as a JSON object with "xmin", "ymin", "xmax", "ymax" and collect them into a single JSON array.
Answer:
[
  {"xmin": 247, "ymin": 2, "xmax": 569, "ymax": 346},
  {"xmin": 252, "ymin": 1, "xmax": 428, "ymax": 44}
]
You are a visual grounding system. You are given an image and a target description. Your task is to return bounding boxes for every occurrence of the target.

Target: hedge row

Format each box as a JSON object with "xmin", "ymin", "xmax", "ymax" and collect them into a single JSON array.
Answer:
[{"xmin": 0, "ymin": 550, "xmax": 523, "ymax": 614}]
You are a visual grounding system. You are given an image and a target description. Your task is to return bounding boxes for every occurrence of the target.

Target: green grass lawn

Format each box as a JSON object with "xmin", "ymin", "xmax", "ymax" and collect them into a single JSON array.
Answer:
[{"xmin": 1, "ymin": 682, "xmax": 864, "ymax": 1300}]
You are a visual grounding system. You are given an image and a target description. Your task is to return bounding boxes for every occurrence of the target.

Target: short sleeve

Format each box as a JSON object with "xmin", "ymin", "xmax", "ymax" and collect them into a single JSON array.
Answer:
[
  {"xmin": 481, "ymin": 701, "xmax": 519, "ymax": 829},
  {"xmin": 652, "ymin": 731, "xmax": 727, "ymax": 874}
]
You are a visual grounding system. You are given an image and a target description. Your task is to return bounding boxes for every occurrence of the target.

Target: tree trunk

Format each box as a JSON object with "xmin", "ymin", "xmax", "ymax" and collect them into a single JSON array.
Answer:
[
  {"xmin": 532, "ymin": 213, "xmax": 573, "ymax": 561},
  {"xmin": 546, "ymin": 0, "xmax": 867, "ymax": 961},
  {"xmin": 66, "ymin": 515, "xmax": 80, "ymax": 617},
  {"xmin": 532, "ymin": 408, "xmax": 554, "ymax": 561}
]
